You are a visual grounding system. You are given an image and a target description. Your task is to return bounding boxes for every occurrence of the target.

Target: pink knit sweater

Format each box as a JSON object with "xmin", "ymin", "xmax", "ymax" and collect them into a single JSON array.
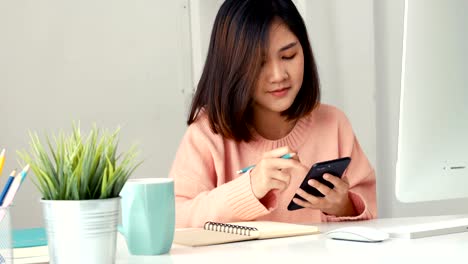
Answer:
[{"xmin": 169, "ymin": 104, "xmax": 376, "ymax": 228}]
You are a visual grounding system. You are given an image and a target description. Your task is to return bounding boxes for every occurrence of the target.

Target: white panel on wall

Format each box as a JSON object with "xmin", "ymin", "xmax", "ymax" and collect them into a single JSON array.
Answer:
[
  {"xmin": 292, "ymin": 0, "xmax": 307, "ymax": 18},
  {"xmin": 188, "ymin": 0, "xmax": 224, "ymax": 91}
]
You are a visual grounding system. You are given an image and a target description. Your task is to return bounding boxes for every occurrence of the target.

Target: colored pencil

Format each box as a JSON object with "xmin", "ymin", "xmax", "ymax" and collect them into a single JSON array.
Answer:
[
  {"xmin": 0, "ymin": 165, "xmax": 29, "ymax": 207},
  {"xmin": 236, "ymin": 153, "xmax": 295, "ymax": 174},
  {"xmin": 0, "ymin": 149, "xmax": 5, "ymax": 177},
  {"xmin": 0, "ymin": 169, "xmax": 16, "ymax": 206}
]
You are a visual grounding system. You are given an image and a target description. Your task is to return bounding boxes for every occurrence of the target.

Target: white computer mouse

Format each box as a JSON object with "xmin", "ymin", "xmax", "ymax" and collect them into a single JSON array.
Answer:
[{"xmin": 326, "ymin": 226, "xmax": 389, "ymax": 242}]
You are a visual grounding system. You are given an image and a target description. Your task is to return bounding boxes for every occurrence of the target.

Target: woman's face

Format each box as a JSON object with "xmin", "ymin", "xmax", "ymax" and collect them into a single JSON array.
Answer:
[{"xmin": 252, "ymin": 19, "xmax": 304, "ymax": 115}]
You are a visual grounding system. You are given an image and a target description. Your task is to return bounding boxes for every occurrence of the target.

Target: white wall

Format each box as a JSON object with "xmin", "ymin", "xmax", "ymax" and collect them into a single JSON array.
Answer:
[
  {"xmin": 304, "ymin": 0, "xmax": 376, "ymax": 168},
  {"xmin": 0, "ymin": 0, "xmax": 192, "ymax": 228}
]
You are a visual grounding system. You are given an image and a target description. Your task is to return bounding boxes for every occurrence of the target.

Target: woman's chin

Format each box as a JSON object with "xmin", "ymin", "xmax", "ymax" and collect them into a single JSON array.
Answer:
[
  {"xmin": 253, "ymin": 98, "xmax": 296, "ymax": 114},
  {"xmin": 266, "ymin": 103, "xmax": 295, "ymax": 114}
]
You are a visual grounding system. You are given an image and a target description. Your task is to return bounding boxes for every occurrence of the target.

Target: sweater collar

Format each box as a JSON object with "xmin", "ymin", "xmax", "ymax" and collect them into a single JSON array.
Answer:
[{"xmin": 243, "ymin": 113, "xmax": 312, "ymax": 153}]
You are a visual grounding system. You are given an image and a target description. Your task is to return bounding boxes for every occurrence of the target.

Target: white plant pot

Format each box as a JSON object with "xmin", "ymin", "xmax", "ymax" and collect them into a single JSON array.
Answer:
[{"xmin": 41, "ymin": 198, "xmax": 120, "ymax": 264}]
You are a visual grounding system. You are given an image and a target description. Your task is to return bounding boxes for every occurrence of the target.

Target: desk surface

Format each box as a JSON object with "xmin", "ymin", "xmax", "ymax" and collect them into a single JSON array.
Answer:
[{"xmin": 115, "ymin": 214, "xmax": 468, "ymax": 264}]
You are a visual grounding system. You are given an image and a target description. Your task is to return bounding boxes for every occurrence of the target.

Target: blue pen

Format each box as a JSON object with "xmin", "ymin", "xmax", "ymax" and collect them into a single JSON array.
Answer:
[
  {"xmin": 236, "ymin": 153, "xmax": 294, "ymax": 174},
  {"xmin": 0, "ymin": 169, "xmax": 17, "ymax": 206}
]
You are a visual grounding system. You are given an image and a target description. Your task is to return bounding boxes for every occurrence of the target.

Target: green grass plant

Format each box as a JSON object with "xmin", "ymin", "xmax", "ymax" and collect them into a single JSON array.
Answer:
[{"xmin": 18, "ymin": 123, "xmax": 141, "ymax": 200}]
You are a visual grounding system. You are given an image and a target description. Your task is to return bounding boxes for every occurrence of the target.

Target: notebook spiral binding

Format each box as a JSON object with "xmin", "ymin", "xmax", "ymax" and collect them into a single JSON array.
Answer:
[{"xmin": 204, "ymin": 221, "xmax": 258, "ymax": 236}]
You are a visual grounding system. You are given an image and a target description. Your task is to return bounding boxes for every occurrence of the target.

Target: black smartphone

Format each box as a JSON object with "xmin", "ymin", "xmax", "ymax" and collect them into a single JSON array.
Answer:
[{"xmin": 287, "ymin": 157, "xmax": 351, "ymax": 211}]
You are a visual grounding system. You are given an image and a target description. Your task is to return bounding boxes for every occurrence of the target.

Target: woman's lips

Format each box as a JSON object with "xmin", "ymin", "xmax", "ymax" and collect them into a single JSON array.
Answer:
[{"xmin": 269, "ymin": 87, "xmax": 290, "ymax": 97}]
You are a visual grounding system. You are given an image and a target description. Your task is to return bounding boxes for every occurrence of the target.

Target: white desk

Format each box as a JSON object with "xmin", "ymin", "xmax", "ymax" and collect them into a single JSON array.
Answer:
[{"xmin": 115, "ymin": 214, "xmax": 468, "ymax": 264}]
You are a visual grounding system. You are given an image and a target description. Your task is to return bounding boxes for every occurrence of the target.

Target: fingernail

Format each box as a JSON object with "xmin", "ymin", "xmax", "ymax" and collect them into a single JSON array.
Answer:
[{"xmin": 323, "ymin": 174, "xmax": 329, "ymax": 180}]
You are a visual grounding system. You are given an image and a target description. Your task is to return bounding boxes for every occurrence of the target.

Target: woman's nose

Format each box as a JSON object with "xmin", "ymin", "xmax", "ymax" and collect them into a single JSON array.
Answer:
[{"xmin": 267, "ymin": 61, "xmax": 288, "ymax": 83}]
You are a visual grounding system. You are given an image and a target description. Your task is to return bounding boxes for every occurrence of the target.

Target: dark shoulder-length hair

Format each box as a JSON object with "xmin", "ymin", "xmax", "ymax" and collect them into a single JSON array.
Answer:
[{"xmin": 187, "ymin": 0, "xmax": 320, "ymax": 142}]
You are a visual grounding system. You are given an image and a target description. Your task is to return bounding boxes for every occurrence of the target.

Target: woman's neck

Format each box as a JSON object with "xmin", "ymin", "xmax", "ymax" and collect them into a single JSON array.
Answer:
[{"xmin": 252, "ymin": 108, "xmax": 296, "ymax": 140}]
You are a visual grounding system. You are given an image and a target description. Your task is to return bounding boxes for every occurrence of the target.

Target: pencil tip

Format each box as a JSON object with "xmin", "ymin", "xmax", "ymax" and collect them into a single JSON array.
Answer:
[
  {"xmin": 0, "ymin": 149, "xmax": 5, "ymax": 156},
  {"xmin": 23, "ymin": 164, "xmax": 30, "ymax": 171}
]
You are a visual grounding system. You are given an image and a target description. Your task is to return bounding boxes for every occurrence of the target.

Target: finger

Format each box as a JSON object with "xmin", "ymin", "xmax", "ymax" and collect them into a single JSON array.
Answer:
[
  {"xmin": 292, "ymin": 197, "xmax": 317, "ymax": 209},
  {"xmin": 290, "ymin": 153, "xmax": 300, "ymax": 162},
  {"xmin": 295, "ymin": 188, "xmax": 321, "ymax": 205},
  {"xmin": 262, "ymin": 146, "xmax": 295, "ymax": 159},
  {"xmin": 265, "ymin": 158, "xmax": 303, "ymax": 171},
  {"xmin": 271, "ymin": 179, "xmax": 288, "ymax": 192},
  {"xmin": 323, "ymin": 174, "xmax": 349, "ymax": 192},
  {"xmin": 308, "ymin": 179, "xmax": 332, "ymax": 197},
  {"xmin": 270, "ymin": 170, "xmax": 291, "ymax": 185}
]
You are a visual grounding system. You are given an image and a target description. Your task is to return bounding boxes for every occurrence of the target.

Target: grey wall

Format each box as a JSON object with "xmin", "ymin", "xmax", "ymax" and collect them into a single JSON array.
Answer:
[{"xmin": 0, "ymin": 0, "xmax": 192, "ymax": 228}]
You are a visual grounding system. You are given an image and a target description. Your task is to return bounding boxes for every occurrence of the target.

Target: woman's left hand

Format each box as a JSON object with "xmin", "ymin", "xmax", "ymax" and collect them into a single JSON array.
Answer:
[{"xmin": 292, "ymin": 173, "xmax": 357, "ymax": 217}]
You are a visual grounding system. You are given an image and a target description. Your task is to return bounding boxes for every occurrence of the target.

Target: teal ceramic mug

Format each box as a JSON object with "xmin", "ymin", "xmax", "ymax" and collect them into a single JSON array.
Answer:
[{"xmin": 119, "ymin": 178, "xmax": 175, "ymax": 255}]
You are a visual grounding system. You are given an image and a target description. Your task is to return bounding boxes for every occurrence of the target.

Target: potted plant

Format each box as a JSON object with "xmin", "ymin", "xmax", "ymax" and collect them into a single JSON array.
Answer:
[{"xmin": 18, "ymin": 123, "xmax": 141, "ymax": 264}]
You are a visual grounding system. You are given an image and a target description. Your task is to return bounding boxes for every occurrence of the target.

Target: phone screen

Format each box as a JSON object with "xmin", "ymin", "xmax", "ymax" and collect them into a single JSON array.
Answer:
[{"xmin": 287, "ymin": 157, "xmax": 351, "ymax": 211}]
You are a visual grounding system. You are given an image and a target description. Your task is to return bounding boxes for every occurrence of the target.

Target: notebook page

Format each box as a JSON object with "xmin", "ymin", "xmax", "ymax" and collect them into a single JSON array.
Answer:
[
  {"xmin": 231, "ymin": 221, "xmax": 319, "ymax": 239},
  {"xmin": 173, "ymin": 228, "xmax": 255, "ymax": 247}
]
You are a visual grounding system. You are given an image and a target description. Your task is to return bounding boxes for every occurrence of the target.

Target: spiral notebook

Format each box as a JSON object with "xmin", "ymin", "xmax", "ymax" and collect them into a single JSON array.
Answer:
[{"xmin": 173, "ymin": 221, "xmax": 320, "ymax": 246}]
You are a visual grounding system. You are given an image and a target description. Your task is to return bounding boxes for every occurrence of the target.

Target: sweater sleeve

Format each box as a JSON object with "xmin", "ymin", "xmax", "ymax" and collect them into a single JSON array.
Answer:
[
  {"xmin": 322, "ymin": 111, "xmax": 377, "ymax": 222},
  {"xmin": 169, "ymin": 121, "xmax": 270, "ymax": 228}
]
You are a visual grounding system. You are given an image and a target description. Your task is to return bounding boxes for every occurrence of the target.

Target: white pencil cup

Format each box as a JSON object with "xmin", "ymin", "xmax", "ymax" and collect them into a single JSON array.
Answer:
[{"xmin": 0, "ymin": 206, "xmax": 13, "ymax": 264}]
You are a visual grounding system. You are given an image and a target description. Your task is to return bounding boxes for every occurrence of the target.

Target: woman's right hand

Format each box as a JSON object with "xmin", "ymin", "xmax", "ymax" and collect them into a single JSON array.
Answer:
[{"xmin": 250, "ymin": 146, "xmax": 303, "ymax": 199}]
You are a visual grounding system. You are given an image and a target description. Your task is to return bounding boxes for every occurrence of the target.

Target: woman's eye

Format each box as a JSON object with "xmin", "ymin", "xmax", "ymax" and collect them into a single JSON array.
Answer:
[{"xmin": 282, "ymin": 54, "xmax": 296, "ymax": 60}]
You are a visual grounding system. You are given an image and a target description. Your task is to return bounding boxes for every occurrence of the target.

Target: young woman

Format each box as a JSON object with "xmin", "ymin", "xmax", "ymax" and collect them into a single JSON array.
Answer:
[{"xmin": 169, "ymin": 0, "xmax": 376, "ymax": 228}]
